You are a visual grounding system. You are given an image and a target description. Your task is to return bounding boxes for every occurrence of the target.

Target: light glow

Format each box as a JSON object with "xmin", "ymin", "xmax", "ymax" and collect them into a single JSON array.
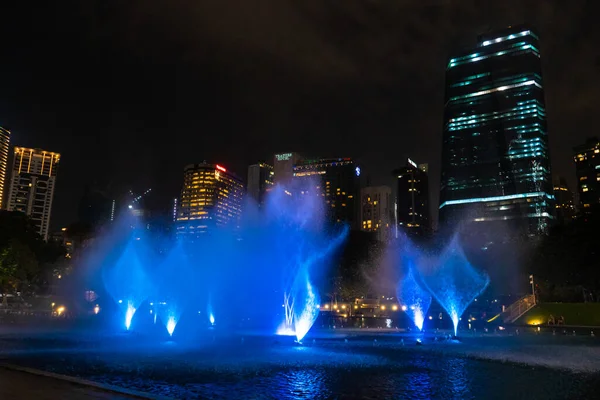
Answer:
[
  {"xmin": 216, "ymin": 164, "xmax": 227, "ymax": 172},
  {"xmin": 125, "ymin": 301, "xmax": 136, "ymax": 330},
  {"xmin": 166, "ymin": 316, "xmax": 176, "ymax": 336},
  {"xmin": 440, "ymin": 191, "xmax": 553, "ymax": 209}
]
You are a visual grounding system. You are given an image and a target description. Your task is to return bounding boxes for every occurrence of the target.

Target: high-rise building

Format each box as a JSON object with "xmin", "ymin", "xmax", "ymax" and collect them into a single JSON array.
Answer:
[
  {"xmin": 0, "ymin": 127, "xmax": 10, "ymax": 209},
  {"xmin": 360, "ymin": 186, "xmax": 392, "ymax": 241},
  {"xmin": 573, "ymin": 137, "xmax": 600, "ymax": 212},
  {"xmin": 7, "ymin": 147, "xmax": 61, "ymax": 240},
  {"xmin": 293, "ymin": 157, "xmax": 360, "ymax": 229},
  {"xmin": 176, "ymin": 163, "xmax": 244, "ymax": 237},
  {"xmin": 553, "ymin": 176, "xmax": 575, "ymax": 225},
  {"xmin": 273, "ymin": 152, "xmax": 302, "ymax": 187},
  {"xmin": 439, "ymin": 26, "xmax": 553, "ymax": 235},
  {"xmin": 247, "ymin": 162, "xmax": 274, "ymax": 206},
  {"xmin": 394, "ymin": 159, "xmax": 430, "ymax": 235}
]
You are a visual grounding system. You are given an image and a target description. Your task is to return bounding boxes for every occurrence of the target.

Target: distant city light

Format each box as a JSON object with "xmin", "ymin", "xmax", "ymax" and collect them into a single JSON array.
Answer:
[
  {"xmin": 275, "ymin": 153, "xmax": 292, "ymax": 161},
  {"xmin": 401, "ymin": 305, "xmax": 408, "ymax": 311}
]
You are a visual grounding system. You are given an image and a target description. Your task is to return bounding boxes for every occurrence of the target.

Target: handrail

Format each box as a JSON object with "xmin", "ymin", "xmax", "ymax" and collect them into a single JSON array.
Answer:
[{"xmin": 503, "ymin": 294, "xmax": 537, "ymax": 323}]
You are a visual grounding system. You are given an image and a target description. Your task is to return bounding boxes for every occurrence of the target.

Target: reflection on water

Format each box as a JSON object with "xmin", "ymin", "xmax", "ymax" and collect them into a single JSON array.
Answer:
[
  {"xmin": 2, "ymin": 335, "xmax": 599, "ymax": 400},
  {"xmin": 276, "ymin": 369, "xmax": 329, "ymax": 399},
  {"xmin": 445, "ymin": 357, "xmax": 470, "ymax": 399},
  {"xmin": 405, "ymin": 356, "xmax": 433, "ymax": 399}
]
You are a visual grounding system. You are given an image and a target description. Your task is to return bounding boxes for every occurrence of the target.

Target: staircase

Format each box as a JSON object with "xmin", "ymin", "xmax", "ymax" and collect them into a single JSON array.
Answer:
[{"xmin": 502, "ymin": 294, "xmax": 537, "ymax": 324}]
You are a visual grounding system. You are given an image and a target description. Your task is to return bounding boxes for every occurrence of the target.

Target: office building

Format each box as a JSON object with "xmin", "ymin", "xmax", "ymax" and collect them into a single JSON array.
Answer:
[
  {"xmin": 293, "ymin": 158, "xmax": 360, "ymax": 229},
  {"xmin": 7, "ymin": 147, "xmax": 60, "ymax": 240},
  {"xmin": 394, "ymin": 159, "xmax": 430, "ymax": 234},
  {"xmin": 439, "ymin": 26, "xmax": 553, "ymax": 235},
  {"xmin": 176, "ymin": 163, "xmax": 244, "ymax": 237},
  {"xmin": 0, "ymin": 127, "xmax": 10, "ymax": 209},
  {"xmin": 247, "ymin": 162, "xmax": 274, "ymax": 206},
  {"xmin": 553, "ymin": 176, "xmax": 575, "ymax": 225},
  {"xmin": 273, "ymin": 152, "xmax": 302, "ymax": 187},
  {"xmin": 573, "ymin": 137, "xmax": 600, "ymax": 212},
  {"xmin": 360, "ymin": 186, "xmax": 392, "ymax": 241}
]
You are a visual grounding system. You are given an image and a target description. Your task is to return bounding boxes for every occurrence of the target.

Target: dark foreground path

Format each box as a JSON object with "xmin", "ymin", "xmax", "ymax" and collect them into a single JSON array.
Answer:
[{"xmin": 0, "ymin": 367, "xmax": 138, "ymax": 400}]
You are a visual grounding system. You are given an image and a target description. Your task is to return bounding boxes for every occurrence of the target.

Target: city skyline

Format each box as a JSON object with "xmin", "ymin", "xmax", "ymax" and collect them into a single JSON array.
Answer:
[{"xmin": 0, "ymin": 2, "xmax": 598, "ymax": 230}]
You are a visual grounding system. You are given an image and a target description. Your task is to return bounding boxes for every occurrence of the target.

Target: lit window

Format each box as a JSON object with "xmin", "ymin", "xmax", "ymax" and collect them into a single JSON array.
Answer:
[{"xmin": 580, "ymin": 176, "xmax": 587, "ymax": 181}]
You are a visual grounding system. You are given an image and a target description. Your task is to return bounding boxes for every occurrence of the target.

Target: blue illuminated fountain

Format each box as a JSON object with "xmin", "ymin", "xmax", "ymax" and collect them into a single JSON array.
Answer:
[
  {"xmin": 154, "ymin": 242, "xmax": 193, "ymax": 336},
  {"xmin": 395, "ymin": 234, "xmax": 489, "ymax": 336},
  {"xmin": 101, "ymin": 239, "xmax": 154, "ymax": 331},
  {"xmin": 395, "ymin": 237, "xmax": 432, "ymax": 331},
  {"xmin": 396, "ymin": 267, "xmax": 431, "ymax": 331},
  {"xmin": 419, "ymin": 236, "xmax": 490, "ymax": 336},
  {"xmin": 96, "ymin": 179, "xmax": 346, "ymax": 342},
  {"xmin": 264, "ymin": 184, "xmax": 347, "ymax": 342}
]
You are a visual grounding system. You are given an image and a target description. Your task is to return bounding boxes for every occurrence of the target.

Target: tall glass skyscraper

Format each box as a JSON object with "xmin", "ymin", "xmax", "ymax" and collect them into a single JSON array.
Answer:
[{"xmin": 439, "ymin": 26, "xmax": 553, "ymax": 235}]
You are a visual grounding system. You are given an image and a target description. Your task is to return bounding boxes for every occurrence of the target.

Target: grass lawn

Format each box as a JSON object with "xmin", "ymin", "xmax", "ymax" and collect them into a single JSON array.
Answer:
[{"xmin": 518, "ymin": 303, "xmax": 600, "ymax": 327}]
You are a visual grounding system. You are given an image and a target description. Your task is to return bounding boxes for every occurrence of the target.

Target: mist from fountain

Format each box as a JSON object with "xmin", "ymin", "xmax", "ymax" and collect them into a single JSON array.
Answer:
[
  {"xmin": 419, "ymin": 236, "xmax": 490, "ymax": 335},
  {"xmin": 395, "ymin": 234, "xmax": 489, "ymax": 336},
  {"xmin": 90, "ymin": 179, "xmax": 346, "ymax": 341}
]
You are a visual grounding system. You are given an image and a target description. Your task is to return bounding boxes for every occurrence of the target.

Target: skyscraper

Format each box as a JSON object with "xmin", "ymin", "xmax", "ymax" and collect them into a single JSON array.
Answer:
[
  {"xmin": 553, "ymin": 176, "xmax": 575, "ymax": 225},
  {"xmin": 573, "ymin": 137, "xmax": 600, "ymax": 213},
  {"xmin": 273, "ymin": 152, "xmax": 302, "ymax": 187},
  {"xmin": 247, "ymin": 162, "xmax": 274, "ymax": 206},
  {"xmin": 0, "ymin": 127, "xmax": 10, "ymax": 209},
  {"xmin": 7, "ymin": 147, "xmax": 60, "ymax": 240},
  {"xmin": 394, "ymin": 159, "xmax": 430, "ymax": 235},
  {"xmin": 360, "ymin": 186, "xmax": 392, "ymax": 241},
  {"xmin": 176, "ymin": 163, "xmax": 244, "ymax": 238},
  {"xmin": 293, "ymin": 157, "xmax": 360, "ymax": 229},
  {"xmin": 440, "ymin": 26, "xmax": 553, "ymax": 235}
]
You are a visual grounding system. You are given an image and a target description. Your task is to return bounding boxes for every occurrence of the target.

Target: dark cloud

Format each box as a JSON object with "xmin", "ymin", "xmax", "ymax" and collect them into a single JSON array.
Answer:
[{"xmin": 0, "ymin": 0, "xmax": 597, "ymax": 227}]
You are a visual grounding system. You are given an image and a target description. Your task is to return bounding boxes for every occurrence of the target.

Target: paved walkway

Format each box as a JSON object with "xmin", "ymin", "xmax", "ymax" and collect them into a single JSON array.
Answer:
[{"xmin": 0, "ymin": 367, "xmax": 136, "ymax": 400}]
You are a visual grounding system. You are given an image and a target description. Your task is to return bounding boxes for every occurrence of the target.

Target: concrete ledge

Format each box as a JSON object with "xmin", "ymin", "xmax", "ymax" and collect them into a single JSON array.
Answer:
[{"xmin": 0, "ymin": 362, "xmax": 172, "ymax": 400}]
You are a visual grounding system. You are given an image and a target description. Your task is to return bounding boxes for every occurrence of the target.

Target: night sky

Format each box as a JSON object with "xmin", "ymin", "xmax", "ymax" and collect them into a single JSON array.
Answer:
[{"xmin": 1, "ymin": 1, "xmax": 598, "ymax": 229}]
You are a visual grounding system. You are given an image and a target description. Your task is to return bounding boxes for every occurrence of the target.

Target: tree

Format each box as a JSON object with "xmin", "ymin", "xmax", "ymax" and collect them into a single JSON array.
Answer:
[
  {"xmin": 0, "ymin": 211, "xmax": 65, "ymax": 298},
  {"xmin": 0, "ymin": 240, "xmax": 38, "ymax": 304}
]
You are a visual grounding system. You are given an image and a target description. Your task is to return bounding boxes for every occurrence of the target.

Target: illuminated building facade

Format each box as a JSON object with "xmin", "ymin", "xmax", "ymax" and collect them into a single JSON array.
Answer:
[
  {"xmin": 273, "ymin": 152, "xmax": 302, "ymax": 187},
  {"xmin": 440, "ymin": 26, "xmax": 553, "ymax": 235},
  {"xmin": 0, "ymin": 127, "xmax": 9, "ymax": 209},
  {"xmin": 394, "ymin": 159, "xmax": 430, "ymax": 234},
  {"xmin": 553, "ymin": 176, "xmax": 575, "ymax": 225},
  {"xmin": 247, "ymin": 162, "xmax": 274, "ymax": 206},
  {"xmin": 360, "ymin": 186, "xmax": 392, "ymax": 241},
  {"xmin": 7, "ymin": 147, "xmax": 60, "ymax": 240},
  {"xmin": 573, "ymin": 137, "xmax": 600, "ymax": 212},
  {"xmin": 293, "ymin": 158, "xmax": 360, "ymax": 229},
  {"xmin": 176, "ymin": 163, "xmax": 244, "ymax": 237}
]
